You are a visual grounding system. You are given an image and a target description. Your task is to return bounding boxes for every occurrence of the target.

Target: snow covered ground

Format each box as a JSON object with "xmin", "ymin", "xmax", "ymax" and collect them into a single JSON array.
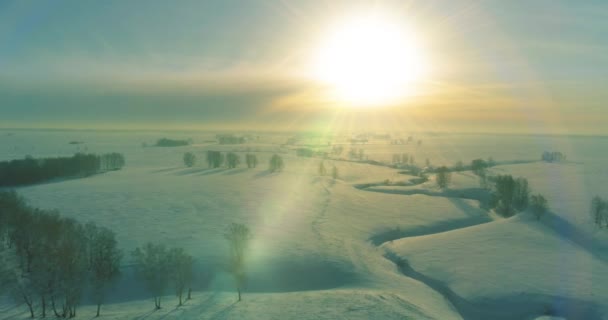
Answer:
[{"xmin": 1, "ymin": 129, "xmax": 607, "ymax": 319}]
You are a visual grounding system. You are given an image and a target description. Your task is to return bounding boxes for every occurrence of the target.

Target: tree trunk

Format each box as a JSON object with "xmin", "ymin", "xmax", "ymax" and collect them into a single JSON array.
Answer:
[
  {"xmin": 178, "ymin": 292, "xmax": 182, "ymax": 306},
  {"xmin": 187, "ymin": 288, "xmax": 192, "ymax": 301},
  {"xmin": 24, "ymin": 294, "xmax": 34, "ymax": 318},
  {"xmin": 96, "ymin": 304, "xmax": 101, "ymax": 317},
  {"xmin": 51, "ymin": 297, "xmax": 61, "ymax": 317},
  {"xmin": 41, "ymin": 295, "xmax": 46, "ymax": 318},
  {"xmin": 237, "ymin": 288, "xmax": 241, "ymax": 302}
]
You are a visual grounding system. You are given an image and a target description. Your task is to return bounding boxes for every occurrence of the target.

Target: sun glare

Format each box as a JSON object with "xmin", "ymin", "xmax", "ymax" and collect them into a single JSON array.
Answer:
[{"xmin": 312, "ymin": 14, "xmax": 429, "ymax": 108}]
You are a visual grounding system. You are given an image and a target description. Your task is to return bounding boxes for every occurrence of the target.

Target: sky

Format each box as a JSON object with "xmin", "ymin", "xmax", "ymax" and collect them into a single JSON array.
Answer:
[{"xmin": 1, "ymin": 0, "xmax": 607, "ymax": 134}]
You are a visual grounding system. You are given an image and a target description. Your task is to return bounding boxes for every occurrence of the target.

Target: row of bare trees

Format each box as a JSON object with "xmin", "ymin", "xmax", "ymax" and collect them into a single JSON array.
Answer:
[
  {"xmin": 131, "ymin": 223, "xmax": 251, "ymax": 308},
  {"xmin": 184, "ymin": 152, "xmax": 283, "ymax": 173},
  {"xmin": 0, "ymin": 191, "xmax": 121, "ymax": 318},
  {"xmin": 131, "ymin": 244, "xmax": 194, "ymax": 309}
]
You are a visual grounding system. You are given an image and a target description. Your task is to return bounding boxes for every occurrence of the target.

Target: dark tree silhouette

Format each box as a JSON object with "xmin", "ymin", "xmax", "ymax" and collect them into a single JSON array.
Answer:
[
  {"xmin": 0, "ymin": 153, "xmax": 125, "ymax": 187},
  {"xmin": 490, "ymin": 175, "xmax": 530, "ymax": 217},
  {"xmin": 155, "ymin": 138, "xmax": 189, "ymax": 147}
]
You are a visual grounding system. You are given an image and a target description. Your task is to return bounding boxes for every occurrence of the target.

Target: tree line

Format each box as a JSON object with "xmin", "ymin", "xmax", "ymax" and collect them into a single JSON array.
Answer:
[
  {"xmin": 1, "ymin": 191, "xmax": 254, "ymax": 317},
  {"xmin": 155, "ymin": 138, "xmax": 190, "ymax": 147},
  {"xmin": 0, "ymin": 191, "xmax": 121, "ymax": 318},
  {"xmin": 0, "ymin": 153, "xmax": 125, "ymax": 187},
  {"xmin": 183, "ymin": 151, "xmax": 283, "ymax": 172}
]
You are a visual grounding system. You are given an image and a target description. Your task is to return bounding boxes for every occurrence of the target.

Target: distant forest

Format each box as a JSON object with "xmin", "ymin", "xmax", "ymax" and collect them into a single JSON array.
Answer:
[
  {"xmin": 0, "ymin": 153, "xmax": 125, "ymax": 187},
  {"xmin": 155, "ymin": 138, "xmax": 191, "ymax": 147}
]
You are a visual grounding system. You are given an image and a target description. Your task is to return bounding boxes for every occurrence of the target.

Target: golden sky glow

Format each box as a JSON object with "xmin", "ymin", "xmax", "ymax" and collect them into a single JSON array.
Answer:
[{"xmin": 1, "ymin": 1, "xmax": 606, "ymax": 134}]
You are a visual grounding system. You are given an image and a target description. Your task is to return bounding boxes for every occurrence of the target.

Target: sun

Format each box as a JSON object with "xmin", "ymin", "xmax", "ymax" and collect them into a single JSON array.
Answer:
[{"xmin": 312, "ymin": 14, "xmax": 429, "ymax": 108}]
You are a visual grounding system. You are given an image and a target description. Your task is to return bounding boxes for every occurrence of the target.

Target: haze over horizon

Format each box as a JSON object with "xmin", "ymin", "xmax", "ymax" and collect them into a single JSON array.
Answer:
[{"xmin": 1, "ymin": 0, "xmax": 607, "ymax": 134}]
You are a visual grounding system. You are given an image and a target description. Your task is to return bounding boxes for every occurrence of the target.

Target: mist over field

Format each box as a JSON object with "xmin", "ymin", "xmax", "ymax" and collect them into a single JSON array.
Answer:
[{"xmin": 1, "ymin": 129, "xmax": 607, "ymax": 319}]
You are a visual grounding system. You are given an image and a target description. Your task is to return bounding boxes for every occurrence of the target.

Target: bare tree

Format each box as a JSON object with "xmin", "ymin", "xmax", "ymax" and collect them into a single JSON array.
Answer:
[
  {"xmin": 168, "ymin": 247, "xmax": 194, "ymax": 306},
  {"xmin": 224, "ymin": 223, "xmax": 251, "ymax": 302},
  {"xmin": 245, "ymin": 154, "xmax": 258, "ymax": 168},
  {"xmin": 471, "ymin": 159, "xmax": 487, "ymax": 176},
  {"xmin": 269, "ymin": 154, "xmax": 284, "ymax": 173},
  {"xmin": 206, "ymin": 151, "xmax": 224, "ymax": 168},
  {"xmin": 530, "ymin": 194, "xmax": 548, "ymax": 220},
  {"xmin": 591, "ymin": 196, "xmax": 608, "ymax": 228},
  {"xmin": 319, "ymin": 161, "xmax": 327, "ymax": 176},
  {"xmin": 435, "ymin": 166, "xmax": 451, "ymax": 189},
  {"xmin": 490, "ymin": 175, "xmax": 530, "ymax": 217},
  {"xmin": 87, "ymin": 224, "xmax": 122, "ymax": 317},
  {"xmin": 226, "ymin": 152, "xmax": 240, "ymax": 169},
  {"xmin": 132, "ymin": 243, "xmax": 171, "ymax": 310},
  {"xmin": 183, "ymin": 152, "xmax": 196, "ymax": 167}
]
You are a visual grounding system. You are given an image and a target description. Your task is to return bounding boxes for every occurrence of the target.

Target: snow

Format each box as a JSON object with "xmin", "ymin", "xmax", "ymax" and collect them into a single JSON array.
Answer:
[{"xmin": 1, "ymin": 129, "xmax": 607, "ymax": 319}]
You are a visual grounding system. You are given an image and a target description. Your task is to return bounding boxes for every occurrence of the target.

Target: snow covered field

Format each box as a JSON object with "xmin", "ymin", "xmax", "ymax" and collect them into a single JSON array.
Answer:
[{"xmin": 1, "ymin": 129, "xmax": 607, "ymax": 319}]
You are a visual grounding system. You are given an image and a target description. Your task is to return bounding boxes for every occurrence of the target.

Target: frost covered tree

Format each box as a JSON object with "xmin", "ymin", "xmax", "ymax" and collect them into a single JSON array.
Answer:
[
  {"xmin": 226, "ymin": 152, "xmax": 240, "ymax": 169},
  {"xmin": 168, "ymin": 247, "xmax": 194, "ymax": 306},
  {"xmin": 435, "ymin": 166, "xmax": 451, "ymax": 189},
  {"xmin": 183, "ymin": 152, "xmax": 196, "ymax": 167},
  {"xmin": 86, "ymin": 223, "xmax": 122, "ymax": 317},
  {"xmin": 269, "ymin": 154, "xmax": 284, "ymax": 172},
  {"xmin": 225, "ymin": 223, "xmax": 251, "ymax": 302},
  {"xmin": 132, "ymin": 243, "xmax": 171, "ymax": 310},
  {"xmin": 530, "ymin": 194, "xmax": 548, "ymax": 220}
]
